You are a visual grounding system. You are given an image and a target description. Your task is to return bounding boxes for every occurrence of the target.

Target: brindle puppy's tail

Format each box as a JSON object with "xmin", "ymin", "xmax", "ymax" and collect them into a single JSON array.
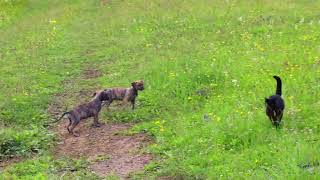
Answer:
[
  {"xmin": 51, "ymin": 112, "xmax": 70, "ymax": 123},
  {"xmin": 273, "ymin": 75, "xmax": 282, "ymax": 96}
]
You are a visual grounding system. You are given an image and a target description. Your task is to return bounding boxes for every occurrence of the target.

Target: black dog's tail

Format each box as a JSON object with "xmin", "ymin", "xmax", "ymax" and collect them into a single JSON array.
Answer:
[
  {"xmin": 273, "ymin": 75, "xmax": 282, "ymax": 96},
  {"xmin": 51, "ymin": 112, "xmax": 70, "ymax": 123}
]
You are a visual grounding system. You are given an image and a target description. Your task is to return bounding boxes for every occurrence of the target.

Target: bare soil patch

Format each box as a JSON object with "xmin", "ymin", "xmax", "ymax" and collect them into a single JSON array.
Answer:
[
  {"xmin": 53, "ymin": 120, "xmax": 153, "ymax": 179},
  {"xmin": 83, "ymin": 69, "xmax": 102, "ymax": 79},
  {"xmin": 100, "ymin": 0, "xmax": 110, "ymax": 6}
]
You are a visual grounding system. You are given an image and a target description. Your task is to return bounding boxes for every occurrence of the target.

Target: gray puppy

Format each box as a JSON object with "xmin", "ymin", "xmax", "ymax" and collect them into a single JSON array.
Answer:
[
  {"xmin": 96, "ymin": 80, "xmax": 144, "ymax": 110},
  {"xmin": 56, "ymin": 90, "xmax": 108, "ymax": 137}
]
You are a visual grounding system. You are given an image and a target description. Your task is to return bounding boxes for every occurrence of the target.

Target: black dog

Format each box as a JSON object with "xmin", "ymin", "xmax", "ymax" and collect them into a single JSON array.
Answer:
[{"xmin": 265, "ymin": 76, "xmax": 285, "ymax": 127}]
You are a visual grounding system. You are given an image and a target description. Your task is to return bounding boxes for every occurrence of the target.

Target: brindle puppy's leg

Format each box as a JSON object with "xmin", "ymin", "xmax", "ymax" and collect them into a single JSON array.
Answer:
[
  {"xmin": 122, "ymin": 94, "xmax": 132, "ymax": 110},
  {"xmin": 67, "ymin": 116, "xmax": 73, "ymax": 134},
  {"xmin": 131, "ymin": 99, "xmax": 135, "ymax": 110},
  {"xmin": 69, "ymin": 119, "xmax": 80, "ymax": 137},
  {"xmin": 120, "ymin": 100, "xmax": 128, "ymax": 110},
  {"xmin": 104, "ymin": 100, "xmax": 113, "ymax": 108},
  {"xmin": 92, "ymin": 114, "xmax": 101, "ymax": 128}
]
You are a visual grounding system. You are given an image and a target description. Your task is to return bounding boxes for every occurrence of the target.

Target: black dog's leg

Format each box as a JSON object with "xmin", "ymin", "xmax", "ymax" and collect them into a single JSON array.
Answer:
[{"xmin": 278, "ymin": 110, "xmax": 283, "ymax": 122}]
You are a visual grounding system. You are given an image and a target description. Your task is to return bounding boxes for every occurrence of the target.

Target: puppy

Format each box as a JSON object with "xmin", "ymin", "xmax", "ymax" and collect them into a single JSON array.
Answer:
[
  {"xmin": 265, "ymin": 76, "xmax": 285, "ymax": 127},
  {"xmin": 99, "ymin": 80, "xmax": 144, "ymax": 110},
  {"xmin": 55, "ymin": 90, "xmax": 108, "ymax": 137}
]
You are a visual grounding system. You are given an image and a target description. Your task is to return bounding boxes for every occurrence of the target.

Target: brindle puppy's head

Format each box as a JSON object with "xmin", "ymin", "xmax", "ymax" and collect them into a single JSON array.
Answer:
[
  {"xmin": 92, "ymin": 90, "xmax": 109, "ymax": 101},
  {"xmin": 131, "ymin": 80, "xmax": 144, "ymax": 91}
]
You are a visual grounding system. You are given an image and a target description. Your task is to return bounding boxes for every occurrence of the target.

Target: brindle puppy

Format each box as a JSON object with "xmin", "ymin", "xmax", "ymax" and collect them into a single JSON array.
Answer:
[
  {"xmin": 98, "ymin": 80, "xmax": 144, "ymax": 110},
  {"xmin": 55, "ymin": 90, "xmax": 108, "ymax": 137}
]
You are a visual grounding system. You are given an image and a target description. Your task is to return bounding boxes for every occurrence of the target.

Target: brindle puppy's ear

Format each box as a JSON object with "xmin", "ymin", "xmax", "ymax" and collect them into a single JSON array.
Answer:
[{"xmin": 131, "ymin": 81, "xmax": 137, "ymax": 87}]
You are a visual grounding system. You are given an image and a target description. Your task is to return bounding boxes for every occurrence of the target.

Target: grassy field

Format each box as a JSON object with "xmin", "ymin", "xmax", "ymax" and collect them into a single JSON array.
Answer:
[{"xmin": 0, "ymin": 0, "xmax": 320, "ymax": 179}]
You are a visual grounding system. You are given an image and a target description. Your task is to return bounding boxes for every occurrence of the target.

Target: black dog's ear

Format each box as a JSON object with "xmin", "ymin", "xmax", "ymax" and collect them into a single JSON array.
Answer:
[{"xmin": 265, "ymin": 98, "xmax": 269, "ymax": 103}]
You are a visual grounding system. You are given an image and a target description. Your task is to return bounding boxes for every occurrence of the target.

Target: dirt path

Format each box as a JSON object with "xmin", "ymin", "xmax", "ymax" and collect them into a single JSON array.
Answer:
[
  {"xmin": 53, "ymin": 119, "xmax": 153, "ymax": 179},
  {"xmin": 49, "ymin": 67, "xmax": 153, "ymax": 178}
]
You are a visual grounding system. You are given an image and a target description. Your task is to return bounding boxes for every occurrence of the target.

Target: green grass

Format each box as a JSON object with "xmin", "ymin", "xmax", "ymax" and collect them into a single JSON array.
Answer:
[
  {"xmin": 1, "ymin": 0, "xmax": 320, "ymax": 179},
  {"xmin": 1, "ymin": 156, "xmax": 99, "ymax": 179}
]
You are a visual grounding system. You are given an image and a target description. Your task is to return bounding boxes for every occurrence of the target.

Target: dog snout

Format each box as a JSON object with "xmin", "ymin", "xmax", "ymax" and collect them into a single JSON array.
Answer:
[{"xmin": 139, "ymin": 84, "xmax": 144, "ymax": 90}]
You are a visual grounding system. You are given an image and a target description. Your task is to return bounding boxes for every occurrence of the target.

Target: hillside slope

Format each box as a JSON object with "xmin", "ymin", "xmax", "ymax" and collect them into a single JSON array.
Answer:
[{"xmin": 0, "ymin": 0, "xmax": 320, "ymax": 179}]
